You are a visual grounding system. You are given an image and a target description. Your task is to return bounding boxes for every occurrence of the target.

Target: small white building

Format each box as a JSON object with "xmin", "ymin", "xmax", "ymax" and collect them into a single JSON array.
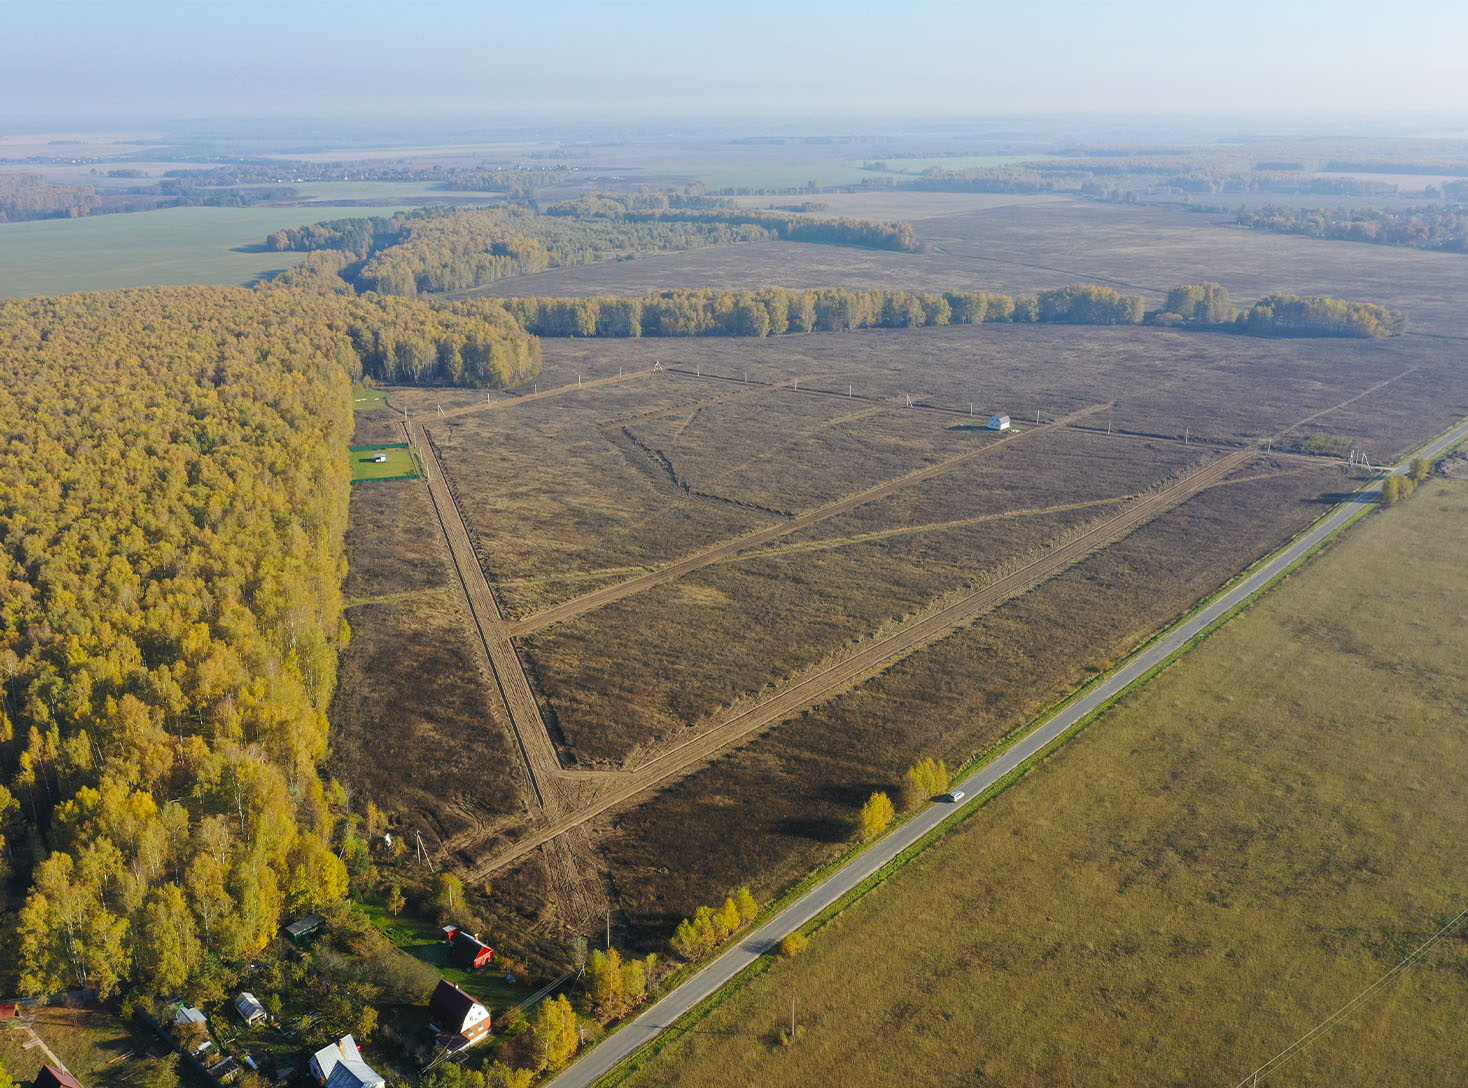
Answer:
[
  {"xmin": 988, "ymin": 413, "xmax": 1011, "ymax": 431},
  {"xmin": 309, "ymin": 1036, "xmax": 385, "ymax": 1088},
  {"xmin": 372, "ymin": 453, "xmax": 387, "ymax": 463}
]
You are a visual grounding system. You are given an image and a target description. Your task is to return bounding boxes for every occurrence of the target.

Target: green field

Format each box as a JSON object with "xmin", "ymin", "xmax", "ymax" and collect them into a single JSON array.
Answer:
[
  {"xmin": 350, "ymin": 443, "xmax": 420, "ymax": 482},
  {"xmin": 0, "ymin": 203, "xmax": 417, "ymax": 298},
  {"xmin": 612, "ymin": 478, "xmax": 1468, "ymax": 1088},
  {"xmin": 354, "ymin": 389, "xmax": 389, "ymax": 410}
]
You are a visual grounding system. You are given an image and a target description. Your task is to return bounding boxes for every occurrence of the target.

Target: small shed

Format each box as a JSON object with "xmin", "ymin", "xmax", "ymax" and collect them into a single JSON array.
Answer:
[
  {"xmin": 427, "ymin": 980, "xmax": 491, "ymax": 1049},
  {"xmin": 372, "ymin": 454, "xmax": 387, "ymax": 463},
  {"xmin": 235, "ymin": 992, "xmax": 268, "ymax": 1026},
  {"xmin": 34, "ymin": 1068, "xmax": 84, "ymax": 1088},
  {"xmin": 987, "ymin": 413, "xmax": 1011, "ymax": 431},
  {"xmin": 283, "ymin": 914, "xmax": 326, "ymax": 946},
  {"xmin": 449, "ymin": 930, "xmax": 494, "ymax": 970}
]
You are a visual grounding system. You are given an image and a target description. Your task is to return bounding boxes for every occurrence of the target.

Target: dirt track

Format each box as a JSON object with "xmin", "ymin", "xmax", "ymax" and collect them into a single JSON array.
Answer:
[
  {"xmin": 509, "ymin": 402, "xmax": 1114, "ymax": 637},
  {"xmin": 458, "ymin": 446, "xmax": 1254, "ymax": 879},
  {"xmin": 406, "ymin": 418, "xmax": 563, "ymax": 808}
]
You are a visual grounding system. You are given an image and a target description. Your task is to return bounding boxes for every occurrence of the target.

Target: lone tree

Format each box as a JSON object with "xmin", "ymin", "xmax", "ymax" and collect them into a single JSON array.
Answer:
[{"xmin": 858, "ymin": 792, "xmax": 895, "ymax": 841}]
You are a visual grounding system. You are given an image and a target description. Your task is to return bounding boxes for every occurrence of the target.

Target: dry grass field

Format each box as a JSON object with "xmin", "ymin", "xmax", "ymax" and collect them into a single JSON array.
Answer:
[
  {"xmin": 328, "ymin": 443, "xmax": 533, "ymax": 844},
  {"xmin": 593, "ymin": 459, "xmax": 1346, "ymax": 926},
  {"xmin": 609, "ymin": 479, "xmax": 1468, "ymax": 1088}
]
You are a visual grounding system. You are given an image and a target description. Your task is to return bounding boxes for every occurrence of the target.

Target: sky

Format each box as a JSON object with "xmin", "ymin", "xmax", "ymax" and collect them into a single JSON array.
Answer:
[{"xmin": 4, "ymin": 0, "xmax": 1467, "ymax": 128}]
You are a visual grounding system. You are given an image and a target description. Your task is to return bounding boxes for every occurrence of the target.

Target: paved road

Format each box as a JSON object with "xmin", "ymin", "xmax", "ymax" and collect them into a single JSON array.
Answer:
[{"xmin": 545, "ymin": 417, "xmax": 1468, "ymax": 1088}]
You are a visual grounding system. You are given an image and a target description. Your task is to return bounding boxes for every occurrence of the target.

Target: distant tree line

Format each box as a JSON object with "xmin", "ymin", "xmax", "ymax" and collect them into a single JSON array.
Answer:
[
  {"xmin": 262, "ymin": 202, "xmax": 920, "ymax": 297},
  {"xmin": 0, "ymin": 173, "xmax": 101, "ymax": 221},
  {"xmin": 1235, "ymin": 204, "xmax": 1468, "ymax": 252},
  {"xmin": 545, "ymin": 193, "xmax": 920, "ymax": 251}
]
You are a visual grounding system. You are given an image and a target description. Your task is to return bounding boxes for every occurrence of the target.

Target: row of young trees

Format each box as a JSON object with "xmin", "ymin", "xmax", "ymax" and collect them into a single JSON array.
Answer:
[
  {"xmin": 0, "ymin": 283, "xmax": 541, "ymax": 1001},
  {"xmin": 500, "ymin": 284, "xmax": 1145, "ymax": 339},
  {"xmin": 669, "ymin": 887, "xmax": 758, "ymax": 959}
]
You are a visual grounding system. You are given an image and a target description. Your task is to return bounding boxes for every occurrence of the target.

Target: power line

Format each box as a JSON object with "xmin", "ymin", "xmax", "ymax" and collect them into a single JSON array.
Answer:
[{"xmin": 1232, "ymin": 904, "xmax": 1468, "ymax": 1087}]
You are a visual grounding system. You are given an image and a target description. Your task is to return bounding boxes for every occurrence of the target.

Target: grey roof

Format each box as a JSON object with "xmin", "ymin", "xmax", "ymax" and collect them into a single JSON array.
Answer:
[{"xmin": 310, "ymin": 1035, "xmax": 384, "ymax": 1088}]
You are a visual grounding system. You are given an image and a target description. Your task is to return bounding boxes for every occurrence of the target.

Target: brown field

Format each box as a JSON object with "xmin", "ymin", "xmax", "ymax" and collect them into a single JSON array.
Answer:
[
  {"xmin": 520, "ymin": 497, "xmax": 1119, "ymax": 766},
  {"xmin": 329, "ymin": 424, "xmax": 534, "ymax": 844},
  {"xmin": 612, "ymin": 479, "xmax": 1468, "ymax": 1088},
  {"xmin": 591, "ymin": 459, "xmax": 1347, "ymax": 931}
]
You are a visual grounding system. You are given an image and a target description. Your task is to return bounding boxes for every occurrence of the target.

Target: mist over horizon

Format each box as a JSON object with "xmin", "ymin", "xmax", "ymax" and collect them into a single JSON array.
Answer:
[{"xmin": 4, "ymin": 0, "xmax": 1467, "ymax": 141}]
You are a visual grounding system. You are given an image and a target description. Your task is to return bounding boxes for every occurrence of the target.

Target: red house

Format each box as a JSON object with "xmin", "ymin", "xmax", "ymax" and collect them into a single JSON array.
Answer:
[
  {"xmin": 448, "ymin": 929, "xmax": 494, "ymax": 970},
  {"xmin": 34, "ymin": 1068, "xmax": 84, "ymax": 1088}
]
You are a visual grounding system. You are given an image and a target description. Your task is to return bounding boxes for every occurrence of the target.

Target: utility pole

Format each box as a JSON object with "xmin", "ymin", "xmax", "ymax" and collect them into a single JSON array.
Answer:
[{"xmin": 790, "ymin": 994, "xmax": 796, "ymax": 1038}]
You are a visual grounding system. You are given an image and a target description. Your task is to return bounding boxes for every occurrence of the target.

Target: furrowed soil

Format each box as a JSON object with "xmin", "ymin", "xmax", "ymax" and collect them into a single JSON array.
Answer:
[
  {"xmin": 611, "ymin": 478, "xmax": 1468, "ymax": 1088},
  {"xmin": 592, "ymin": 459, "xmax": 1348, "ymax": 932},
  {"xmin": 520, "ymin": 497, "xmax": 1123, "ymax": 766}
]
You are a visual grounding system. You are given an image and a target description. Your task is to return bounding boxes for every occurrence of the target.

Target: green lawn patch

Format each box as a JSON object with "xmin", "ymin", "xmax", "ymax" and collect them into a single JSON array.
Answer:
[
  {"xmin": 354, "ymin": 389, "xmax": 388, "ymax": 410},
  {"xmin": 349, "ymin": 443, "xmax": 420, "ymax": 483},
  {"xmin": 359, "ymin": 902, "xmax": 535, "ymax": 1013}
]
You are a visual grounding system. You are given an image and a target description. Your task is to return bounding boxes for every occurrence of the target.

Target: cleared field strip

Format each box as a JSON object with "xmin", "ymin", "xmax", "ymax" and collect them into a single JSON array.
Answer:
[
  {"xmin": 507, "ymin": 402, "xmax": 1111, "ymax": 637},
  {"xmin": 461, "ymin": 446, "xmax": 1253, "ymax": 879},
  {"xmin": 406, "ymin": 418, "xmax": 563, "ymax": 809},
  {"xmin": 410, "ymin": 367, "xmax": 656, "ymax": 423}
]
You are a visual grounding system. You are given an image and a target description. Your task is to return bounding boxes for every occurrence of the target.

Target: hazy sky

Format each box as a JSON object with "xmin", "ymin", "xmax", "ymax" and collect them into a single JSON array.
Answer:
[{"xmin": 5, "ymin": 0, "xmax": 1467, "ymax": 125}]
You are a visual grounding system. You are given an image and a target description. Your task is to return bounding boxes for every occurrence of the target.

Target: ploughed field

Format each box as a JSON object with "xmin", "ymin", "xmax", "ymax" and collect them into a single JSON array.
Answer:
[{"xmin": 335, "ymin": 193, "xmax": 1468, "ymax": 937}]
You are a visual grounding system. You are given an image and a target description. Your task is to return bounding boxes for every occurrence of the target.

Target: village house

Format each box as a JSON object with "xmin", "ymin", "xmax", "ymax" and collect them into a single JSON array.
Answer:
[
  {"xmin": 308, "ymin": 1035, "xmax": 385, "ymax": 1088},
  {"xmin": 426, "ymin": 980, "xmax": 492, "ymax": 1050},
  {"xmin": 988, "ymin": 413, "xmax": 1011, "ymax": 431},
  {"xmin": 33, "ymin": 1067, "xmax": 84, "ymax": 1088},
  {"xmin": 443, "ymin": 925, "xmax": 494, "ymax": 970}
]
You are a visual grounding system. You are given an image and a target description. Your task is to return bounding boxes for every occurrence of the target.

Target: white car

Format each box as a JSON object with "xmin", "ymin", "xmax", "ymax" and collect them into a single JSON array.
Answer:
[{"xmin": 942, "ymin": 790, "xmax": 965, "ymax": 803}]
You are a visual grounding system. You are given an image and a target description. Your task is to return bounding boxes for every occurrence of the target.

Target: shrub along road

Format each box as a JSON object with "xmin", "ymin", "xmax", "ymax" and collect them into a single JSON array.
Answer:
[{"xmin": 543, "ymin": 414, "xmax": 1468, "ymax": 1088}]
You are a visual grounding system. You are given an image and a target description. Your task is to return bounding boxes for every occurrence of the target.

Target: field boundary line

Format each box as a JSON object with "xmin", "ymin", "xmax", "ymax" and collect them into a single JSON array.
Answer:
[
  {"xmin": 406, "ymin": 419, "xmax": 563, "ymax": 809},
  {"xmin": 462, "ymin": 446, "xmax": 1250, "ymax": 878},
  {"xmin": 508, "ymin": 402, "xmax": 1112, "ymax": 636}
]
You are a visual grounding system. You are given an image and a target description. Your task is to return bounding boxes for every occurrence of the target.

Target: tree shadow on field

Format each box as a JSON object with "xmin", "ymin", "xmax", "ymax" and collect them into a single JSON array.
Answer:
[{"xmin": 773, "ymin": 815, "xmax": 850, "ymax": 843}]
